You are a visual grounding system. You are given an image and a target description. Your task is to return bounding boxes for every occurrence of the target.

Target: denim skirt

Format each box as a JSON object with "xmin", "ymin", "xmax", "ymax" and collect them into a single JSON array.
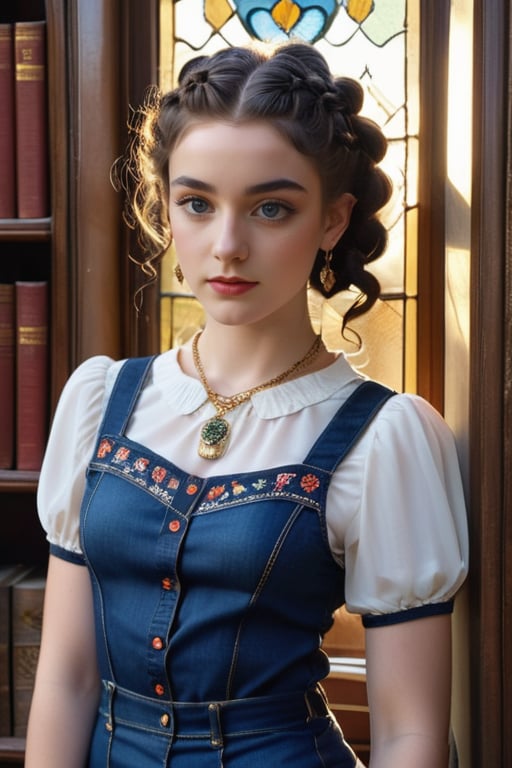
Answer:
[{"xmin": 88, "ymin": 681, "xmax": 359, "ymax": 767}]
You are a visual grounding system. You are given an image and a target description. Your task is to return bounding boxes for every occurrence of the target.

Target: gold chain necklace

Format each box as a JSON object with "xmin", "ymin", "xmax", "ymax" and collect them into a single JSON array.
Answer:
[{"xmin": 192, "ymin": 332, "xmax": 323, "ymax": 459}]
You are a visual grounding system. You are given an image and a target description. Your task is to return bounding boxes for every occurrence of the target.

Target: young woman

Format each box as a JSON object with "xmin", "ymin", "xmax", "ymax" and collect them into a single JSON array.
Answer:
[{"xmin": 26, "ymin": 43, "xmax": 468, "ymax": 767}]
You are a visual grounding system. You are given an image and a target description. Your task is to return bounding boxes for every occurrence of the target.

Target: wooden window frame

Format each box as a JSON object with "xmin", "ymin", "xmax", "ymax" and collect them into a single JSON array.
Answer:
[{"xmin": 469, "ymin": 0, "xmax": 512, "ymax": 764}]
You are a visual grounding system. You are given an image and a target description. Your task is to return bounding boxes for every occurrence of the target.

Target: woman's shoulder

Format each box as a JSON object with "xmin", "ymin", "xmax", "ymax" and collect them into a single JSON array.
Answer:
[
  {"xmin": 63, "ymin": 354, "xmax": 122, "ymax": 393},
  {"xmin": 374, "ymin": 389, "xmax": 456, "ymax": 444},
  {"xmin": 48, "ymin": 355, "xmax": 127, "ymax": 455},
  {"xmin": 340, "ymin": 385, "xmax": 462, "ymax": 479}
]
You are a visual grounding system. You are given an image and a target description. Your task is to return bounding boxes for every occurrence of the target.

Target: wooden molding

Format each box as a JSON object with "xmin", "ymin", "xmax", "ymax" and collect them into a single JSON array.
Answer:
[
  {"xmin": 416, "ymin": 1, "xmax": 450, "ymax": 412},
  {"xmin": 469, "ymin": 0, "xmax": 511, "ymax": 764},
  {"xmin": 68, "ymin": 0, "xmax": 123, "ymax": 364}
]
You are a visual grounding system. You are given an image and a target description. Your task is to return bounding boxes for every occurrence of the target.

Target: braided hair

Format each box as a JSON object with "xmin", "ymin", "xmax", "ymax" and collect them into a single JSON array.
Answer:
[{"xmin": 118, "ymin": 42, "xmax": 391, "ymax": 329}]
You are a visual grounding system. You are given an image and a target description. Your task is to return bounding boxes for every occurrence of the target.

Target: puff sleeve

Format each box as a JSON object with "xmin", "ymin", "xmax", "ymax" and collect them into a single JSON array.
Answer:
[
  {"xmin": 37, "ymin": 355, "xmax": 117, "ymax": 563},
  {"xmin": 340, "ymin": 393, "xmax": 468, "ymax": 627}
]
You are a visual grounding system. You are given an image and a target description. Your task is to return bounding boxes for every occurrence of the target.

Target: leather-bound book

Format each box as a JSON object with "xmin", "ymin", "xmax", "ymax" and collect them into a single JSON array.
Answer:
[
  {"xmin": 0, "ymin": 564, "xmax": 33, "ymax": 736},
  {"xmin": 14, "ymin": 21, "xmax": 49, "ymax": 219},
  {"xmin": 11, "ymin": 566, "xmax": 46, "ymax": 737},
  {"xmin": 0, "ymin": 283, "xmax": 15, "ymax": 469},
  {"xmin": 0, "ymin": 24, "xmax": 16, "ymax": 218},
  {"xmin": 15, "ymin": 281, "xmax": 49, "ymax": 471}
]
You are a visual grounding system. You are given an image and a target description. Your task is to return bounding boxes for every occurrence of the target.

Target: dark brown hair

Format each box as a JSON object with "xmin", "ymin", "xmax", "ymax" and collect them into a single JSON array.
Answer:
[{"xmin": 117, "ymin": 42, "xmax": 391, "ymax": 328}]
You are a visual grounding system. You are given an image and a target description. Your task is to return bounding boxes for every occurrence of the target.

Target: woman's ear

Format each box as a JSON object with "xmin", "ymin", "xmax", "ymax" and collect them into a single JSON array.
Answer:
[{"xmin": 321, "ymin": 193, "xmax": 356, "ymax": 250}]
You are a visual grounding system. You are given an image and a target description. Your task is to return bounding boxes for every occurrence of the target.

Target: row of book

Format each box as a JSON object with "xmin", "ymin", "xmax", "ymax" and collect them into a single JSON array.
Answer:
[
  {"xmin": 0, "ymin": 20, "xmax": 49, "ymax": 219},
  {"xmin": 0, "ymin": 564, "xmax": 46, "ymax": 738},
  {"xmin": 0, "ymin": 281, "xmax": 49, "ymax": 471}
]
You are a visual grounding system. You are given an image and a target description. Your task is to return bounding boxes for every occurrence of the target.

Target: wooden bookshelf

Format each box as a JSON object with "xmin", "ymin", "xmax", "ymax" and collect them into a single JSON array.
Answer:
[
  {"xmin": 0, "ymin": 0, "xmax": 68, "ymax": 753},
  {"xmin": 0, "ymin": 738, "xmax": 24, "ymax": 766},
  {"xmin": 0, "ymin": 0, "xmax": 155, "ymax": 757}
]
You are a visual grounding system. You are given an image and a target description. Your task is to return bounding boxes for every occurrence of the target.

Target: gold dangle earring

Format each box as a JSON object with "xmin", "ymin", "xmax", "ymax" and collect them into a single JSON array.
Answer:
[
  {"xmin": 319, "ymin": 249, "xmax": 336, "ymax": 292},
  {"xmin": 174, "ymin": 263, "xmax": 184, "ymax": 284}
]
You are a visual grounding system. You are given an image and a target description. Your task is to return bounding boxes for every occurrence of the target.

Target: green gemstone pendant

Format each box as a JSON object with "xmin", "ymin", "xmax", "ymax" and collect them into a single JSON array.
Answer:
[{"xmin": 198, "ymin": 416, "xmax": 230, "ymax": 459}]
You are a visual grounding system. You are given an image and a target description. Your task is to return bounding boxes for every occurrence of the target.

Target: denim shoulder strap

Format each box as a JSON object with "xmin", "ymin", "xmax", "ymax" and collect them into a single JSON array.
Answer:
[
  {"xmin": 304, "ymin": 380, "xmax": 395, "ymax": 473},
  {"xmin": 97, "ymin": 356, "xmax": 156, "ymax": 437}
]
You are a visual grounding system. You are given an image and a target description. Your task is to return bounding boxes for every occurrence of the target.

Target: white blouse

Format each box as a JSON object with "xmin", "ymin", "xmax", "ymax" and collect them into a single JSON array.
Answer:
[{"xmin": 37, "ymin": 350, "xmax": 468, "ymax": 620}]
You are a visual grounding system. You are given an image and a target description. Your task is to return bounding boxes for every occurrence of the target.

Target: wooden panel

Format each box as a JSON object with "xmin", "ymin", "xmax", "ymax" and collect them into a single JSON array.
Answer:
[
  {"xmin": 121, "ymin": 0, "xmax": 160, "ymax": 358},
  {"xmin": 469, "ymin": 0, "xmax": 511, "ymax": 765},
  {"xmin": 68, "ymin": 0, "xmax": 123, "ymax": 364},
  {"xmin": 46, "ymin": 0, "xmax": 71, "ymax": 406},
  {"xmin": 416, "ymin": 1, "xmax": 450, "ymax": 411}
]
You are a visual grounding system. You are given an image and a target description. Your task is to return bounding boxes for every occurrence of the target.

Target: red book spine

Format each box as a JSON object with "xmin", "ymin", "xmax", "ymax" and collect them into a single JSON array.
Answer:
[
  {"xmin": 14, "ymin": 21, "xmax": 49, "ymax": 219},
  {"xmin": 0, "ymin": 284, "xmax": 15, "ymax": 469},
  {"xmin": 0, "ymin": 24, "xmax": 16, "ymax": 218},
  {"xmin": 15, "ymin": 281, "xmax": 49, "ymax": 471}
]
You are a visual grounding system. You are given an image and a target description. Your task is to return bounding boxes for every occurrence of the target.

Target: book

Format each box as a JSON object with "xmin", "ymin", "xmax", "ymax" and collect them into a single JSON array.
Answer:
[
  {"xmin": 15, "ymin": 281, "xmax": 49, "ymax": 471},
  {"xmin": 0, "ymin": 24, "xmax": 16, "ymax": 218},
  {"xmin": 11, "ymin": 566, "xmax": 46, "ymax": 738},
  {"xmin": 0, "ymin": 564, "xmax": 34, "ymax": 737},
  {"xmin": 0, "ymin": 284, "xmax": 15, "ymax": 469},
  {"xmin": 14, "ymin": 20, "xmax": 49, "ymax": 219}
]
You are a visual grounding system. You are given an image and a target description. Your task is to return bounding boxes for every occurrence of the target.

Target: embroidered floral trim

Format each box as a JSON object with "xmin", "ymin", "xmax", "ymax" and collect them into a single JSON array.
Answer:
[
  {"xmin": 97, "ymin": 439, "xmax": 114, "ymax": 458},
  {"xmin": 301, "ymin": 473, "xmax": 320, "ymax": 493},
  {"xmin": 92, "ymin": 437, "xmax": 189, "ymax": 504},
  {"xmin": 92, "ymin": 436, "xmax": 324, "ymax": 511},
  {"xmin": 197, "ymin": 469, "xmax": 323, "ymax": 513}
]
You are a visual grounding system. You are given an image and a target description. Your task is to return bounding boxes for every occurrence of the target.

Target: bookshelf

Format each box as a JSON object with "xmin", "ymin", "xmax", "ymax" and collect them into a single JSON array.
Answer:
[
  {"xmin": 0, "ymin": 0, "xmax": 154, "ymax": 757},
  {"xmin": 0, "ymin": 0, "xmax": 69, "ymax": 756}
]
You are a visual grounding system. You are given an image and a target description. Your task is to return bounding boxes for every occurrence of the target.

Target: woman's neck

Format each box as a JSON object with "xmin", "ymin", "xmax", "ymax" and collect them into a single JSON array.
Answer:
[{"xmin": 179, "ymin": 321, "xmax": 332, "ymax": 398}]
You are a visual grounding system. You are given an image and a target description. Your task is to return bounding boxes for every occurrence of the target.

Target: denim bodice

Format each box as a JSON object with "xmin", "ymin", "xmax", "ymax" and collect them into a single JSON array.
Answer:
[{"xmin": 80, "ymin": 356, "xmax": 393, "ymax": 705}]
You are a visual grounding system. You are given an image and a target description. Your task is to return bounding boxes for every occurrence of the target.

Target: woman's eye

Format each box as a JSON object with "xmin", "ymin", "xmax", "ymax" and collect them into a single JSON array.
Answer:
[
  {"xmin": 176, "ymin": 196, "xmax": 211, "ymax": 214},
  {"xmin": 189, "ymin": 198, "xmax": 209, "ymax": 214},
  {"xmin": 257, "ymin": 201, "xmax": 293, "ymax": 220}
]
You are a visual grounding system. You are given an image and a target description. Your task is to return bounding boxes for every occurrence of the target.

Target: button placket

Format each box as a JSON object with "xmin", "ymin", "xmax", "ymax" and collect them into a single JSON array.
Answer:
[
  {"xmin": 145, "ymin": 506, "xmax": 190, "ymax": 698},
  {"xmin": 144, "ymin": 476, "xmax": 204, "ymax": 700}
]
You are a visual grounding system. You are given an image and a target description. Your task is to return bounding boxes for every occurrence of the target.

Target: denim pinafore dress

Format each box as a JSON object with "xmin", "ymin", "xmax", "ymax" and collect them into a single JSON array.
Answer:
[{"xmin": 80, "ymin": 357, "xmax": 393, "ymax": 767}]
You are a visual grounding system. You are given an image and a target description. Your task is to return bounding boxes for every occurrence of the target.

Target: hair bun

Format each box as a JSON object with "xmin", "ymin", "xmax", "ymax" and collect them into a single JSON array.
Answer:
[
  {"xmin": 350, "ymin": 115, "xmax": 387, "ymax": 163},
  {"xmin": 334, "ymin": 77, "xmax": 364, "ymax": 114},
  {"xmin": 178, "ymin": 56, "xmax": 208, "ymax": 85}
]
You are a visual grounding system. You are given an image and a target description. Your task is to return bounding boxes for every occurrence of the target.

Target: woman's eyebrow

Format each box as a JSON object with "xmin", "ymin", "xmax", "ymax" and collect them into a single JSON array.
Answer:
[
  {"xmin": 170, "ymin": 176, "xmax": 307, "ymax": 195},
  {"xmin": 170, "ymin": 175, "xmax": 214, "ymax": 191},
  {"xmin": 245, "ymin": 179, "xmax": 307, "ymax": 194}
]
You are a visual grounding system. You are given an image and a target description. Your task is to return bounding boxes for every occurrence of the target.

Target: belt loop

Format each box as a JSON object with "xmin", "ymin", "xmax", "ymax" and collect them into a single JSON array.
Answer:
[
  {"xmin": 208, "ymin": 703, "xmax": 224, "ymax": 749},
  {"xmin": 105, "ymin": 680, "xmax": 116, "ymax": 732}
]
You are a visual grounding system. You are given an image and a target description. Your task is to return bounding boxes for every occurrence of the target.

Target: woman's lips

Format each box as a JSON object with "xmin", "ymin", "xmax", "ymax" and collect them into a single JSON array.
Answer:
[{"xmin": 207, "ymin": 277, "xmax": 258, "ymax": 296}]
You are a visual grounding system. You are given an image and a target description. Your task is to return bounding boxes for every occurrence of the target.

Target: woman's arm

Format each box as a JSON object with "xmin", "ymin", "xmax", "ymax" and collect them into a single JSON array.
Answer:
[
  {"xmin": 365, "ymin": 614, "xmax": 452, "ymax": 768},
  {"xmin": 25, "ymin": 555, "xmax": 100, "ymax": 768}
]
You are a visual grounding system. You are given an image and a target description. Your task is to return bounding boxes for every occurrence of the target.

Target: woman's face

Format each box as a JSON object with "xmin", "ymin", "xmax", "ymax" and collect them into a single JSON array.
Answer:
[{"xmin": 168, "ymin": 120, "xmax": 352, "ymax": 330}]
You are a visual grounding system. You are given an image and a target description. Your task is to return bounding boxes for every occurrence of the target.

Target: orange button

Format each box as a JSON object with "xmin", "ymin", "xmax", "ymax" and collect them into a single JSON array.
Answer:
[
  {"xmin": 168, "ymin": 520, "xmax": 181, "ymax": 532},
  {"xmin": 152, "ymin": 637, "xmax": 164, "ymax": 650},
  {"xmin": 161, "ymin": 577, "xmax": 173, "ymax": 591},
  {"xmin": 154, "ymin": 683, "xmax": 165, "ymax": 696}
]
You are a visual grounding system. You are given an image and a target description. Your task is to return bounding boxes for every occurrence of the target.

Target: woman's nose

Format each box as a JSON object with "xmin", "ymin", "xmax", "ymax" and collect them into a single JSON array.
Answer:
[{"xmin": 212, "ymin": 215, "xmax": 248, "ymax": 262}]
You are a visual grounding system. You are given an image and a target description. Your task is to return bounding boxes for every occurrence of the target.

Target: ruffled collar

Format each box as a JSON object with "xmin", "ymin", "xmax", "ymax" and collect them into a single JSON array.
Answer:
[{"xmin": 153, "ymin": 347, "xmax": 362, "ymax": 419}]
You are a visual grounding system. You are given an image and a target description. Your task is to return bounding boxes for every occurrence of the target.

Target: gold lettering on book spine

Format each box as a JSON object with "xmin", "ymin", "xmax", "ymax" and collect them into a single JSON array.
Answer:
[
  {"xmin": 16, "ymin": 64, "xmax": 44, "ymax": 82},
  {"xmin": 18, "ymin": 326, "xmax": 47, "ymax": 345}
]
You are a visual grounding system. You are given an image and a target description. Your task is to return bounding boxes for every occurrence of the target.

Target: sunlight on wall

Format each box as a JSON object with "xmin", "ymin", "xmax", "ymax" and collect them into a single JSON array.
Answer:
[{"xmin": 444, "ymin": 2, "xmax": 473, "ymax": 767}]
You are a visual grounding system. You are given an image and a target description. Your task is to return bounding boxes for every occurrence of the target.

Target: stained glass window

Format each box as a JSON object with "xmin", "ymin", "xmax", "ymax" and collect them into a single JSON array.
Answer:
[{"xmin": 159, "ymin": 0, "xmax": 419, "ymax": 393}]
